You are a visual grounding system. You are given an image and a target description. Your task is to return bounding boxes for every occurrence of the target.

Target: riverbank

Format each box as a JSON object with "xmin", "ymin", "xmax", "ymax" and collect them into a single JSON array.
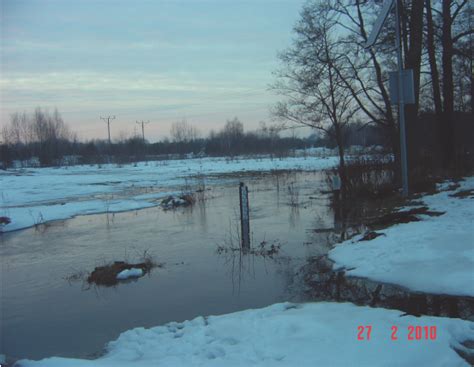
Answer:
[
  {"xmin": 329, "ymin": 176, "xmax": 474, "ymax": 298},
  {"xmin": 14, "ymin": 302, "xmax": 473, "ymax": 367}
]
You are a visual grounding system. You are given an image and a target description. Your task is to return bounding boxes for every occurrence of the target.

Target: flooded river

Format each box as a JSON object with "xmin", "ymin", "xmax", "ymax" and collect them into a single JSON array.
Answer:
[{"xmin": 1, "ymin": 171, "xmax": 338, "ymax": 361}]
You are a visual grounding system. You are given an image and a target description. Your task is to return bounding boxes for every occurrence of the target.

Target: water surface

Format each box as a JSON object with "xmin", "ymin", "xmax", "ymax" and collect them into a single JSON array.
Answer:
[{"xmin": 1, "ymin": 171, "xmax": 336, "ymax": 361}]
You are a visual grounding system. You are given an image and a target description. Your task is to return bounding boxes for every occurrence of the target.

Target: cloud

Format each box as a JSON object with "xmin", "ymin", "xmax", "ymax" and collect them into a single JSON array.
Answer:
[
  {"xmin": 0, "ymin": 70, "xmax": 276, "ymax": 134},
  {"xmin": 1, "ymin": 71, "xmax": 268, "ymax": 93}
]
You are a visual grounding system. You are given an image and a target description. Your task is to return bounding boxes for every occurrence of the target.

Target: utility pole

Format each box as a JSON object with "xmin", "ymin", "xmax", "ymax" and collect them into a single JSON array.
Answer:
[
  {"xmin": 136, "ymin": 120, "xmax": 150, "ymax": 142},
  {"xmin": 100, "ymin": 115, "xmax": 116, "ymax": 144},
  {"xmin": 365, "ymin": 0, "xmax": 410, "ymax": 197},
  {"xmin": 394, "ymin": 0, "xmax": 409, "ymax": 197}
]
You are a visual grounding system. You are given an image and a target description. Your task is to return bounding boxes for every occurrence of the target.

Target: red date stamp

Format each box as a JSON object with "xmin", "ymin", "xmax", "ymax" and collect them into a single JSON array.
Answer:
[{"xmin": 357, "ymin": 325, "xmax": 437, "ymax": 340}]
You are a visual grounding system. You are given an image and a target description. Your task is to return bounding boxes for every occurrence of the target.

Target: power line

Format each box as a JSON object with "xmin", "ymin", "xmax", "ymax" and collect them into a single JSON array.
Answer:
[
  {"xmin": 100, "ymin": 115, "xmax": 116, "ymax": 143},
  {"xmin": 136, "ymin": 120, "xmax": 150, "ymax": 142}
]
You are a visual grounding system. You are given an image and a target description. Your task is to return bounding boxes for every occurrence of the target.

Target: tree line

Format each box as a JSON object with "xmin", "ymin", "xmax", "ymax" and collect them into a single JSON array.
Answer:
[
  {"xmin": 273, "ymin": 0, "xmax": 473, "ymax": 195},
  {"xmin": 0, "ymin": 110, "xmax": 385, "ymax": 168}
]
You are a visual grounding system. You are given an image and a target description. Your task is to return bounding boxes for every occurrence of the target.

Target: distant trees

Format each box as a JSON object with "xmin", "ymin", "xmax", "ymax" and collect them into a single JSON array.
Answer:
[
  {"xmin": 206, "ymin": 118, "xmax": 309, "ymax": 157},
  {"xmin": 170, "ymin": 119, "xmax": 200, "ymax": 143},
  {"xmin": 0, "ymin": 108, "xmax": 386, "ymax": 169},
  {"xmin": 220, "ymin": 117, "xmax": 244, "ymax": 155},
  {"xmin": 2, "ymin": 108, "xmax": 75, "ymax": 166},
  {"xmin": 0, "ymin": 144, "xmax": 13, "ymax": 168},
  {"xmin": 3, "ymin": 108, "xmax": 73, "ymax": 145},
  {"xmin": 169, "ymin": 120, "xmax": 201, "ymax": 155}
]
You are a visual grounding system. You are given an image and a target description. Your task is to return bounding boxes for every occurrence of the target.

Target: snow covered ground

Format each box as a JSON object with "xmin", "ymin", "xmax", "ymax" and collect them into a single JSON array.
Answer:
[
  {"xmin": 0, "ymin": 155, "xmax": 338, "ymax": 232},
  {"xmin": 15, "ymin": 302, "xmax": 474, "ymax": 366},
  {"xmin": 330, "ymin": 177, "xmax": 474, "ymax": 297},
  {"xmin": 116, "ymin": 268, "xmax": 144, "ymax": 280}
]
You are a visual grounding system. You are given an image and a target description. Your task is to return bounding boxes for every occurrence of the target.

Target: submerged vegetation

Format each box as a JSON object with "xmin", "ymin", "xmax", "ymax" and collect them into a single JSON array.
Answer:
[
  {"xmin": 160, "ymin": 194, "xmax": 195, "ymax": 210},
  {"xmin": 87, "ymin": 260, "xmax": 154, "ymax": 287},
  {"xmin": 64, "ymin": 251, "xmax": 160, "ymax": 287},
  {"xmin": 216, "ymin": 239, "xmax": 282, "ymax": 259}
]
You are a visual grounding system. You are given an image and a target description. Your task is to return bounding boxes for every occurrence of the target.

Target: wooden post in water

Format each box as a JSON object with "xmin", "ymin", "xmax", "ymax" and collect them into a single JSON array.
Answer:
[{"xmin": 239, "ymin": 182, "xmax": 250, "ymax": 250}]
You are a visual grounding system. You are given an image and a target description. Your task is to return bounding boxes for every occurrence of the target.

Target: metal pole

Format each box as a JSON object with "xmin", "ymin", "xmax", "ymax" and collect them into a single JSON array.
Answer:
[
  {"xmin": 239, "ymin": 182, "xmax": 250, "ymax": 250},
  {"xmin": 395, "ymin": 0, "xmax": 409, "ymax": 196}
]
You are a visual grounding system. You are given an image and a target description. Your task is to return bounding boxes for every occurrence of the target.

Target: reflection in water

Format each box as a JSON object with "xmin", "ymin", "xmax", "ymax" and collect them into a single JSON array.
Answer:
[
  {"xmin": 331, "ymin": 194, "xmax": 381, "ymax": 243},
  {"xmin": 197, "ymin": 200, "xmax": 207, "ymax": 229},
  {"xmin": 1, "ymin": 171, "xmax": 332, "ymax": 362},
  {"xmin": 302, "ymin": 191, "xmax": 474, "ymax": 327},
  {"xmin": 301, "ymin": 255, "xmax": 474, "ymax": 321},
  {"xmin": 216, "ymin": 236, "xmax": 290, "ymax": 297},
  {"xmin": 289, "ymin": 206, "xmax": 300, "ymax": 228}
]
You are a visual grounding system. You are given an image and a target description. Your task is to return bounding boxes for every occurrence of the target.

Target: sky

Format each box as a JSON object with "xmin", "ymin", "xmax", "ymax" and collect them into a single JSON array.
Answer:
[{"xmin": 0, "ymin": 0, "xmax": 307, "ymax": 142}]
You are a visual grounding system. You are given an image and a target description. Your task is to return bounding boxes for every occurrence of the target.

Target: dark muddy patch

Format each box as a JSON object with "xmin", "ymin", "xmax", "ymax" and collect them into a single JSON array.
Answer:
[
  {"xmin": 0, "ymin": 216, "xmax": 12, "ymax": 234},
  {"xmin": 65, "ymin": 252, "xmax": 162, "ymax": 287},
  {"xmin": 456, "ymin": 340, "xmax": 474, "ymax": 365},
  {"xmin": 406, "ymin": 200, "xmax": 424, "ymax": 206},
  {"xmin": 450, "ymin": 189, "xmax": 474, "ymax": 199},
  {"xmin": 0, "ymin": 216, "xmax": 12, "ymax": 225},
  {"xmin": 87, "ymin": 260, "xmax": 158, "ymax": 287},
  {"xmin": 160, "ymin": 194, "xmax": 195, "ymax": 210},
  {"xmin": 442, "ymin": 182, "xmax": 461, "ymax": 192},
  {"xmin": 366, "ymin": 206, "xmax": 445, "ymax": 228},
  {"xmin": 358, "ymin": 231, "xmax": 385, "ymax": 242}
]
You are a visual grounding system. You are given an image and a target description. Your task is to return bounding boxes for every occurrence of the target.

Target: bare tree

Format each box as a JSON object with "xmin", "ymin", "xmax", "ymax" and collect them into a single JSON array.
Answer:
[
  {"xmin": 287, "ymin": 0, "xmax": 472, "ymax": 176},
  {"xmin": 425, "ymin": 0, "xmax": 443, "ymax": 117},
  {"xmin": 170, "ymin": 119, "xmax": 200, "ymax": 143},
  {"xmin": 2, "ymin": 112, "xmax": 33, "ymax": 145},
  {"xmin": 423, "ymin": 0, "xmax": 472, "ymax": 167},
  {"xmin": 3, "ymin": 108, "xmax": 74, "ymax": 165},
  {"xmin": 220, "ymin": 117, "xmax": 244, "ymax": 155},
  {"xmin": 273, "ymin": 2, "xmax": 358, "ymax": 194},
  {"xmin": 331, "ymin": 0, "xmax": 400, "ymax": 170}
]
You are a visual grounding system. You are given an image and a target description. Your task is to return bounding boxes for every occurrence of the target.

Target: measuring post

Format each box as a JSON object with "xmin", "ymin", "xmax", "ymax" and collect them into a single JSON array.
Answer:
[{"xmin": 239, "ymin": 182, "xmax": 250, "ymax": 250}]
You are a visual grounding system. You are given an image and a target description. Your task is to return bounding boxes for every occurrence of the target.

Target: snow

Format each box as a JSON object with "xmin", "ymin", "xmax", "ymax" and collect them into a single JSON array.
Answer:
[
  {"xmin": 293, "ymin": 147, "xmax": 336, "ymax": 156},
  {"xmin": 2, "ymin": 199, "xmax": 158, "ymax": 232},
  {"xmin": 329, "ymin": 177, "xmax": 474, "ymax": 297},
  {"xmin": 116, "ymin": 268, "xmax": 144, "ymax": 280},
  {"xmin": 15, "ymin": 302, "xmax": 474, "ymax": 366},
  {"xmin": 0, "ymin": 155, "xmax": 338, "ymax": 232}
]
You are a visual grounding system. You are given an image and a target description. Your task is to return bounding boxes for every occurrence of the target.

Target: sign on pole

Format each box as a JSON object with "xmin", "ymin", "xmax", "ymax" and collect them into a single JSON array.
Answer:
[
  {"xmin": 365, "ymin": 0, "xmax": 394, "ymax": 48},
  {"xmin": 389, "ymin": 69, "xmax": 415, "ymax": 105}
]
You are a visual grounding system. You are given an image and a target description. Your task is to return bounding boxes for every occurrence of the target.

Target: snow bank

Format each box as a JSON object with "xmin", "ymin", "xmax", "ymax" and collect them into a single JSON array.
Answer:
[
  {"xmin": 330, "ymin": 177, "xmax": 474, "ymax": 297},
  {"xmin": 0, "ymin": 155, "xmax": 338, "ymax": 232},
  {"xmin": 116, "ymin": 268, "xmax": 144, "ymax": 280},
  {"xmin": 15, "ymin": 302, "xmax": 474, "ymax": 366},
  {"xmin": 2, "ymin": 199, "xmax": 158, "ymax": 232}
]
